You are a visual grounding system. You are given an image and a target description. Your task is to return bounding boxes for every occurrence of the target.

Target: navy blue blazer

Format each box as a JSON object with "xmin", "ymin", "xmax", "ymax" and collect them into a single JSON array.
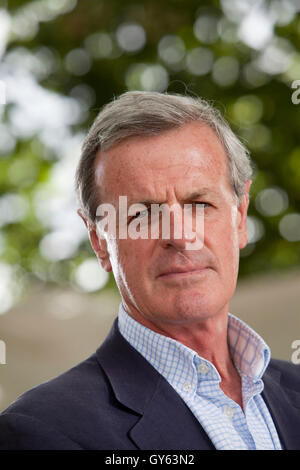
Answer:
[{"xmin": 0, "ymin": 318, "xmax": 299, "ymax": 450}]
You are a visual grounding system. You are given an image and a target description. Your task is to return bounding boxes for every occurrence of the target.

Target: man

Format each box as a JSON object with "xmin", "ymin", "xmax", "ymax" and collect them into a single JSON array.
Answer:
[{"xmin": 0, "ymin": 91, "xmax": 299, "ymax": 450}]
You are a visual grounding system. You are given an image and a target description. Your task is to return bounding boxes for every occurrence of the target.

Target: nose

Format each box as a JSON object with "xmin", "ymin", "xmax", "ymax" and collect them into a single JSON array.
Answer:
[{"xmin": 156, "ymin": 203, "xmax": 202, "ymax": 251}]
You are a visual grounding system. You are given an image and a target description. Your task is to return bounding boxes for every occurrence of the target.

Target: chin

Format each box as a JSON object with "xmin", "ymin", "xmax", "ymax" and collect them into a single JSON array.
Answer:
[{"xmin": 157, "ymin": 291, "xmax": 224, "ymax": 325}]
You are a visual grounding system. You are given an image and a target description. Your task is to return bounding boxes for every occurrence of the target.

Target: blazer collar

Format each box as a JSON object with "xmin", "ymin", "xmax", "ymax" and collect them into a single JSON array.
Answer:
[
  {"xmin": 95, "ymin": 319, "xmax": 214, "ymax": 450},
  {"xmin": 262, "ymin": 362, "xmax": 300, "ymax": 450}
]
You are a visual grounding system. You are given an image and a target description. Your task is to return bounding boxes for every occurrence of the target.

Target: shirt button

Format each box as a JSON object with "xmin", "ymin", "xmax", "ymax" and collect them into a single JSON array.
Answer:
[
  {"xmin": 223, "ymin": 405, "xmax": 235, "ymax": 419},
  {"xmin": 183, "ymin": 382, "xmax": 192, "ymax": 392},
  {"xmin": 197, "ymin": 362, "xmax": 210, "ymax": 374}
]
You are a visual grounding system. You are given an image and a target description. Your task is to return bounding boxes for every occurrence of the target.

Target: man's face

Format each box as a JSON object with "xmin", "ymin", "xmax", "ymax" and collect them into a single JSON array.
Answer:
[{"xmin": 92, "ymin": 121, "xmax": 250, "ymax": 328}]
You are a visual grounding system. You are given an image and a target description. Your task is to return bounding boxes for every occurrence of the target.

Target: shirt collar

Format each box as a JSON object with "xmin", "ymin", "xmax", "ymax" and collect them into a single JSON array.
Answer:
[
  {"xmin": 118, "ymin": 303, "xmax": 271, "ymax": 386},
  {"xmin": 227, "ymin": 313, "xmax": 271, "ymax": 380}
]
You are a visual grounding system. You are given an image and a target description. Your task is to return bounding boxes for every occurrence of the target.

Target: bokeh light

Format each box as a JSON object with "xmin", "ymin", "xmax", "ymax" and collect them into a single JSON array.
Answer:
[
  {"xmin": 0, "ymin": 263, "xmax": 23, "ymax": 314},
  {"xmin": 84, "ymin": 32, "xmax": 115, "ymax": 59},
  {"xmin": 231, "ymin": 95, "xmax": 263, "ymax": 126},
  {"xmin": 0, "ymin": 124, "xmax": 16, "ymax": 155},
  {"xmin": 238, "ymin": 5, "xmax": 274, "ymax": 50},
  {"xmin": 141, "ymin": 64, "xmax": 169, "ymax": 92},
  {"xmin": 65, "ymin": 48, "xmax": 92, "ymax": 76},
  {"xmin": 247, "ymin": 215, "xmax": 265, "ymax": 244},
  {"xmin": 255, "ymin": 37, "xmax": 295, "ymax": 75},
  {"xmin": 126, "ymin": 63, "xmax": 169, "ymax": 92},
  {"xmin": 194, "ymin": 14, "xmax": 219, "ymax": 44},
  {"xmin": 0, "ymin": 194, "xmax": 29, "ymax": 227},
  {"xmin": 241, "ymin": 124, "xmax": 272, "ymax": 151},
  {"xmin": 212, "ymin": 56, "xmax": 239, "ymax": 87},
  {"xmin": 279, "ymin": 213, "xmax": 300, "ymax": 242},
  {"xmin": 255, "ymin": 187, "xmax": 289, "ymax": 217},
  {"xmin": 186, "ymin": 48, "xmax": 214, "ymax": 76},
  {"xmin": 116, "ymin": 22, "xmax": 146, "ymax": 53},
  {"xmin": 39, "ymin": 231, "xmax": 80, "ymax": 262},
  {"xmin": 74, "ymin": 258, "xmax": 109, "ymax": 292},
  {"xmin": 158, "ymin": 35, "xmax": 186, "ymax": 67}
]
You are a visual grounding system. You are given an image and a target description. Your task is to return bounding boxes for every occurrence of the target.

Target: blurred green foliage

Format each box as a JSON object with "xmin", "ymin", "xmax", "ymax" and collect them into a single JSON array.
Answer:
[{"xmin": 0, "ymin": 0, "xmax": 300, "ymax": 309}]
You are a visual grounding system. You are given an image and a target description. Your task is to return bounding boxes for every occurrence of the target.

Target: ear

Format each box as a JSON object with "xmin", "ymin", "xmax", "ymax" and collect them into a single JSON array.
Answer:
[
  {"xmin": 77, "ymin": 209, "xmax": 112, "ymax": 272},
  {"xmin": 237, "ymin": 180, "xmax": 251, "ymax": 250}
]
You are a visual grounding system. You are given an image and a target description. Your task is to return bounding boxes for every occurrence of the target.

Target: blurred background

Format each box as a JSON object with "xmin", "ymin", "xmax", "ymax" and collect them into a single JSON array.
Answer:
[{"xmin": 0, "ymin": 0, "xmax": 299, "ymax": 412}]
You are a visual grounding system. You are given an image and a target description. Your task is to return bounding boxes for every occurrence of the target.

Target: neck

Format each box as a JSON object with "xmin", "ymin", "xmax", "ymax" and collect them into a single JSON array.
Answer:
[
  {"xmin": 123, "ymin": 302, "xmax": 243, "ymax": 409},
  {"xmin": 124, "ymin": 303, "xmax": 233, "ymax": 376}
]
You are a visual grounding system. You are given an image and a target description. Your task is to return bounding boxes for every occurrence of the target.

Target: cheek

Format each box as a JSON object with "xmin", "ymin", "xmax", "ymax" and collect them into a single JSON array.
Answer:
[
  {"xmin": 204, "ymin": 210, "xmax": 240, "ymax": 264},
  {"xmin": 107, "ymin": 238, "xmax": 151, "ymax": 285},
  {"xmin": 108, "ymin": 239, "xmax": 130, "ymax": 274},
  {"xmin": 105, "ymin": 238, "xmax": 122, "ymax": 283}
]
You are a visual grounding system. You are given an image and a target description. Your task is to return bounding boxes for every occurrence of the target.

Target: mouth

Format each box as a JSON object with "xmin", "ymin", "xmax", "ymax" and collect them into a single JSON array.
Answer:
[{"xmin": 158, "ymin": 267, "xmax": 210, "ymax": 280}]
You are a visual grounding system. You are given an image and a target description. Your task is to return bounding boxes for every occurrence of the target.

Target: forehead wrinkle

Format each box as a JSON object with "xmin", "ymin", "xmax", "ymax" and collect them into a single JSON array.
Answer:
[{"xmin": 128, "ymin": 186, "xmax": 223, "ymax": 207}]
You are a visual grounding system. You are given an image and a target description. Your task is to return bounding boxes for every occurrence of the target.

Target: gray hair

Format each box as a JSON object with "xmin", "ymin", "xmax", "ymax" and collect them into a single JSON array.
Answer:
[{"xmin": 75, "ymin": 91, "xmax": 253, "ymax": 225}]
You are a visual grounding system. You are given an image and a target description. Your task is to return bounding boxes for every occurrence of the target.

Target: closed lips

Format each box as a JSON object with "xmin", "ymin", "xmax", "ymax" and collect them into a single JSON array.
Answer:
[{"xmin": 158, "ymin": 267, "xmax": 209, "ymax": 277}]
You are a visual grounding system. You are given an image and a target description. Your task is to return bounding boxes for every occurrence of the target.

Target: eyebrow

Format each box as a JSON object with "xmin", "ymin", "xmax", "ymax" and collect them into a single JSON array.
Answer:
[{"xmin": 130, "ymin": 188, "xmax": 220, "ymax": 206}]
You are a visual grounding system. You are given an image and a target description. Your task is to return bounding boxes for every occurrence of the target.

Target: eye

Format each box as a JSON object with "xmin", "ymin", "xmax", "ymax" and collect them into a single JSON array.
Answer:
[
  {"xmin": 131, "ymin": 208, "xmax": 149, "ymax": 220},
  {"xmin": 192, "ymin": 201, "xmax": 211, "ymax": 208}
]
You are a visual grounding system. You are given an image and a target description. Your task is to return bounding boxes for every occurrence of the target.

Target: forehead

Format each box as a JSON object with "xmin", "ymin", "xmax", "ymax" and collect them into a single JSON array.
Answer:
[{"xmin": 94, "ymin": 121, "xmax": 231, "ymax": 203}]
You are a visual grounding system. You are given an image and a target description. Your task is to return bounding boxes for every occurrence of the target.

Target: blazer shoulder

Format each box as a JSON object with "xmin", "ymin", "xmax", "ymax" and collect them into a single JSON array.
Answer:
[
  {"xmin": 1, "ymin": 352, "xmax": 105, "ymax": 415},
  {"xmin": 0, "ymin": 352, "xmax": 112, "ymax": 447},
  {"xmin": 0, "ymin": 412, "xmax": 82, "ymax": 450},
  {"xmin": 268, "ymin": 358, "xmax": 300, "ymax": 389}
]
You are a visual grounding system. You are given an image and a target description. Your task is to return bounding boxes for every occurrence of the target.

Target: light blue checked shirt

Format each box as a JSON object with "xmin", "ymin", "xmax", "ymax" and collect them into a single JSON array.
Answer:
[{"xmin": 118, "ymin": 303, "xmax": 282, "ymax": 450}]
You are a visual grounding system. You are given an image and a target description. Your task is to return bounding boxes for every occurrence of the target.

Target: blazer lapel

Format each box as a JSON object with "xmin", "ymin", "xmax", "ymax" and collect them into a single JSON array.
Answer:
[
  {"xmin": 129, "ymin": 375, "xmax": 214, "ymax": 450},
  {"xmin": 262, "ymin": 364, "xmax": 300, "ymax": 450},
  {"xmin": 96, "ymin": 319, "xmax": 214, "ymax": 450}
]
